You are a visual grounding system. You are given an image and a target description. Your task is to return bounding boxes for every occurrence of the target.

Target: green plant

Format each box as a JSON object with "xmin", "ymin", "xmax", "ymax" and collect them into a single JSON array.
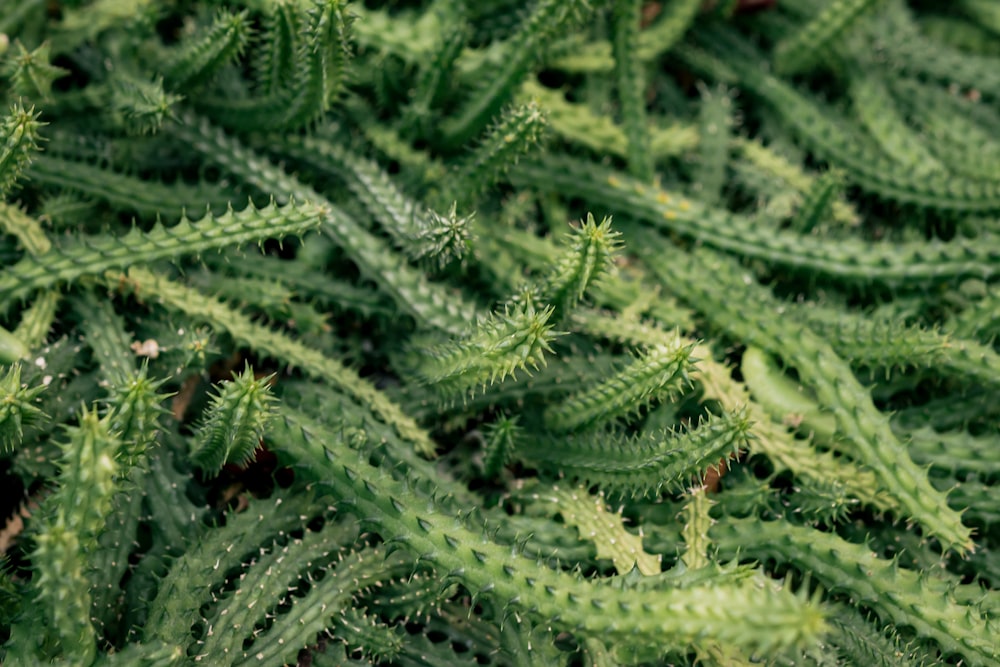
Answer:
[{"xmin": 1, "ymin": 0, "xmax": 999, "ymax": 664}]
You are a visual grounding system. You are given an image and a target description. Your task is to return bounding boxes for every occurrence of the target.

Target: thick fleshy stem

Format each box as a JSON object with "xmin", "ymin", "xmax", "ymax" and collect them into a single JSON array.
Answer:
[{"xmin": 268, "ymin": 406, "xmax": 830, "ymax": 655}]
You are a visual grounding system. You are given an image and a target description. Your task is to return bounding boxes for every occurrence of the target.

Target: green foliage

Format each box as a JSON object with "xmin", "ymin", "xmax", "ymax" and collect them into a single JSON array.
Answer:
[
  {"xmin": 189, "ymin": 363, "xmax": 275, "ymax": 475},
  {"xmin": 831, "ymin": 608, "xmax": 935, "ymax": 667},
  {"xmin": 169, "ymin": 111, "xmax": 479, "ymax": 335},
  {"xmin": 691, "ymin": 83, "xmax": 734, "ymax": 205},
  {"xmin": 72, "ymin": 291, "xmax": 138, "ymax": 387},
  {"xmin": 1, "ymin": 41, "xmax": 67, "ymax": 103},
  {"xmin": 277, "ymin": 132, "xmax": 473, "ymax": 267},
  {"xmin": 0, "ymin": 198, "xmax": 326, "ymax": 307},
  {"xmin": 438, "ymin": 0, "xmax": 596, "ymax": 148},
  {"xmin": 0, "ymin": 200, "xmax": 50, "ymax": 256},
  {"xmin": 481, "ymin": 412, "xmax": 519, "ymax": 478},
  {"xmin": 611, "ymin": 0, "xmax": 653, "ymax": 182},
  {"xmin": 405, "ymin": 294, "xmax": 557, "ymax": 402},
  {"xmin": 2, "ymin": 1, "xmax": 1000, "ymax": 665},
  {"xmin": 444, "ymin": 100, "xmax": 548, "ymax": 208},
  {"xmin": 0, "ymin": 364, "xmax": 46, "ymax": 451},
  {"xmin": 26, "ymin": 154, "xmax": 235, "ymax": 219},
  {"xmin": 252, "ymin": 0, "xmax": 306, "ymax": 96},
  {"xmin": 735, "ymin": 136, "xmax": 859, "ymax": 228},
  {"xmin": 544, "ymin": 337, "xmax": 693, "ymax": 432},
  {"xmin": 10, "ymin": 407, "xmax": 121, "ymax": 663},
  {"xmin": 637, "ymin": 240, "xmax": 973, "ymax": 553},
  {"xmin": 514, "ymin": 154, "xmax": 1000, "ymax": 288},
  {"xmin": 681, "ymin": 486, "xmax": 714, "ymax": 570},
  {"xmin": 194, "ymin": 0, "xmax": 352, "ymax": 132},
  {"xmin": 773, "ymin": 0, "xmax": 886, "ymax": 75},
  {"xmin": 711, "ymin": 518, "xmax": 1000, "ymax": 667},
  {"xmin": 0, "ymin": 102, "xmax": 43, "ymax": 199},
  {"xmin": 536, "ymin": 483, "xmax": 661, "ymax": 574},
  {"xmin": 0, "ymin": 324, "xmax": 28, "ymax": 364},
  {"xmin": 272, "ymin": 406, "xmax": 828, "ymax": 655},
  {"xmin": 847, "ymin": 70, "xmax": 943, "ymax": 177},
  {"xmin": 525, "ymin": 410, "xmax": 750, "ymax": 500},
  {"xmin": 786, "ymin": 167, "xmax": 846, "ymax": 234},
  {"xmin": 161, "ymin": 9, "xmax": 252, "ymax": 92},
  {"xmin": 110, "ymin": 75, "xmax": 182, "ymax": 136},
  {"xmin": 537, "ymin": 212, "xmax": 620, "ymax": 323}
]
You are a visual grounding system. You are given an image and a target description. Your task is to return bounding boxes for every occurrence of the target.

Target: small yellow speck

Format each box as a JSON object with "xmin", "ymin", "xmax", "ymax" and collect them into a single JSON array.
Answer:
[
  {"xmin": 663, "ymin": 210, "xmax": 677, "ymax": 220},
  {"xmin": 679, "ymin": 200, "xmax": 691, "ymax": 211},
  {"xmin": 656, "ymin": 192, "xmax": 671, "ymax": 204},
  {"xmin": 607, "ymin": 176, "xmax": 621, "ymax": 187}
]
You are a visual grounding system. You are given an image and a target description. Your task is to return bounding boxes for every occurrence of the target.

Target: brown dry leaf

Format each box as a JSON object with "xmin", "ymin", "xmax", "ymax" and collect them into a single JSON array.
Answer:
[
  {"xmin": 171, "ymin": 373, "xmax": 200, "ymax": 422},
  {"xmin": 0, "ymin": 495, "xmax": 42, "ymax": 553},
  {"xmin": 702, "ymin": 458, "xmax": 729, "ymax": 493},
  {"xmin": 641, "ymin": 2, "xmax": 662, "ymax": 28},
  {"xmin": 130, "ymin": 338, "xmax": 161, "ymax": 358}
]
